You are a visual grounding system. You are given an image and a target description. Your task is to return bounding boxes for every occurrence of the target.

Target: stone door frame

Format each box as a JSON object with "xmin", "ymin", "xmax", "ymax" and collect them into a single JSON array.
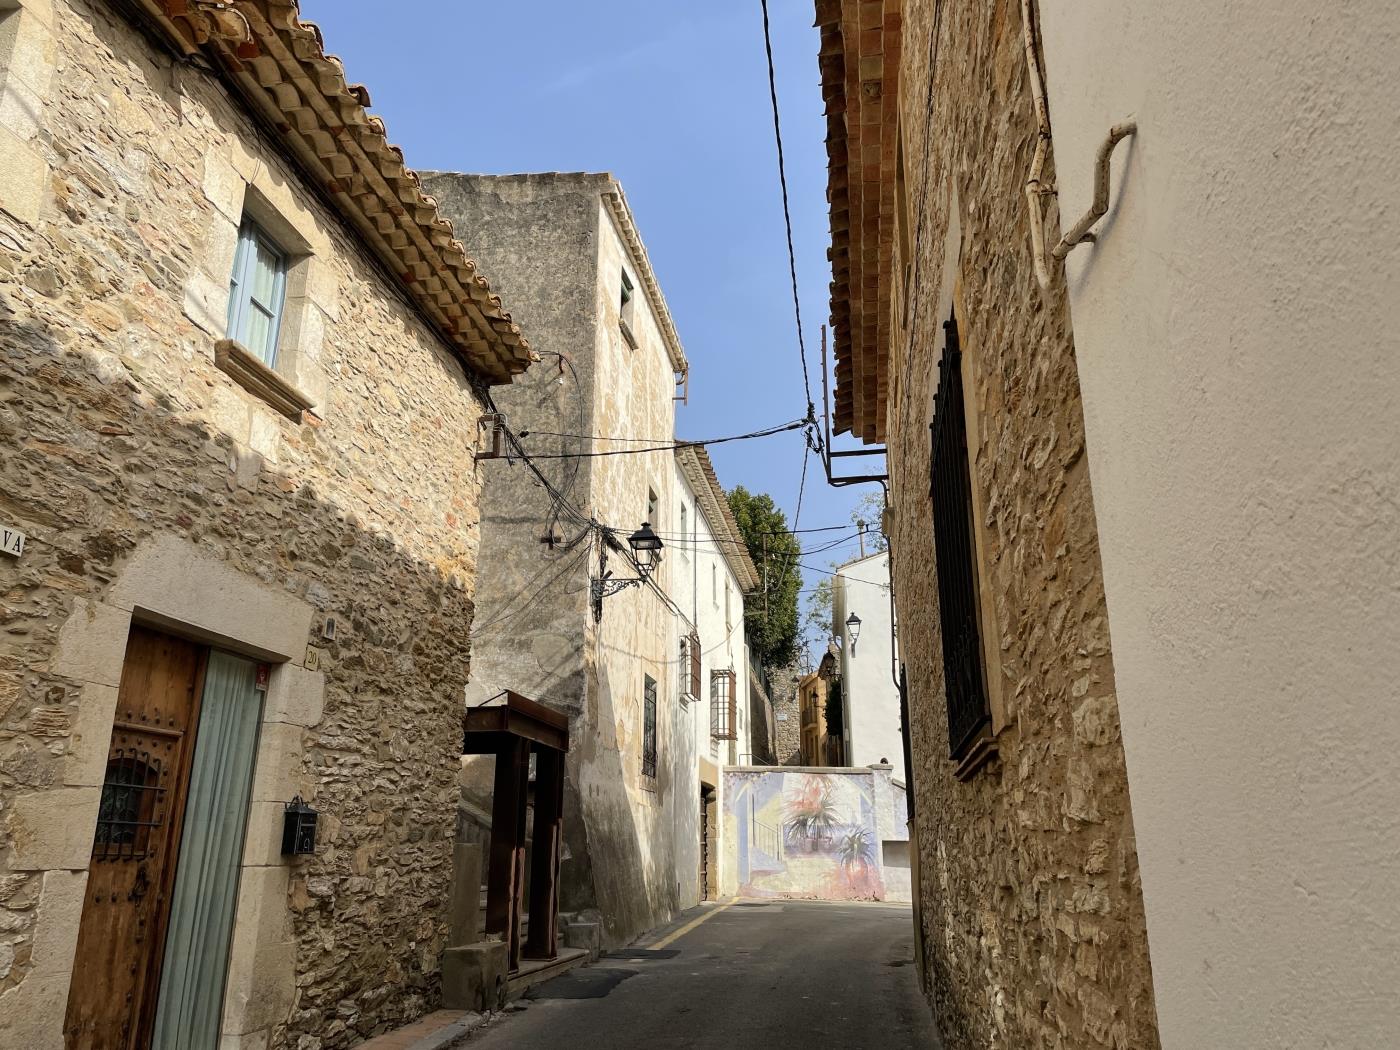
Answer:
[{"xmin": 3, "ymin": 534, "xmax": 322, "ymax": 1050}]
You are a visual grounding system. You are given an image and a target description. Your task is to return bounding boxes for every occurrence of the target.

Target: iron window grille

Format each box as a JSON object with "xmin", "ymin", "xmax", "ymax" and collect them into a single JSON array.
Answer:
[
  {"xmin": 680, "ymin": 632, "xmax": 701, "ymax": 700},
  {"xmin": 710, "ymin": 669, "xmax": 736, "ymax": 740},
  {"xmin": 94, "ymin": 750, "xmax": 167, "ymax": 860},
  {"xmin": 642, "ymin": 675, "xmax": 658, "ymax": 778},
  {"xmin": 929, "ymin": 308, "xmax": 992, "ymax": 759}
]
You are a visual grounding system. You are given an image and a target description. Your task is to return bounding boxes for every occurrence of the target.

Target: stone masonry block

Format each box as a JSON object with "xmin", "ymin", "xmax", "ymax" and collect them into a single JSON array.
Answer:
[
  {"xmin": 0, "ymin": 6, "xmax": 56, "ymax": 141},
  {"xmin": 441, "ymin": 940, "xmax": 507, "ymax": 1014},
  {"xmin": 220, "ymin": 866, "xmax": 294, "ymax": 1037},
  {"xmin": 262, "ymin": 663, "xmax": 325, "ymax": 729},
  {"xmin": 0, "ymin": 124, "xmax": 45, "ymax": 225},
  {"xmin": 105, "ymin": 535, "xmax": 314, "ymax": 662},
  {"xmin": 238, "ymin": 801, "xmax": 288, "ymax": 868},
  {"xmin": 563, "ymin": 921, "xmax": 602, "ymax": 961},
  {"xmin": 63, "ymin": 683, "xmax": 118, "ymax": 787},
  {"xmin": 218, "ymin": 1031, "xmax": 270, "ymax": 1050},
  {"xmin": 447, "ymin": 842, "xmax": 483, "ymax": 946},
  {"xmin": 30, "ymin": 869, "xmax": 86, "ymax": 977},
  {"xmin": 0, "ymin": 970, "xmax": 70, "ymax": 1050},
  {"xmin": 246, "ymin": 405, "xmax": 282, "ymax": 464},
  {"xmin": 249, "ymin": 720, "xmax": 308, "ymax": 805},
  {"xmin": 183, "ymin": 266, "xmax": 231, "ymax": 338},
  {"xmin": 49, "ymin": 600, "xmax": 132, "ymax": 689},
  {"xmin": 202, "ymin": 150, "xmax": 246, "ymax": 225},
  {"xmin": 6, "ymin": 787, "xmax": 100, "ymax": 871}
]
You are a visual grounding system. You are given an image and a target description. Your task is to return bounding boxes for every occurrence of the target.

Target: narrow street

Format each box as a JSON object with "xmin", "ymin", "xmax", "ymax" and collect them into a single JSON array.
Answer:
[{"xmin": 473, "ymin": 901, "xmax": 938, "ymax": 1050}]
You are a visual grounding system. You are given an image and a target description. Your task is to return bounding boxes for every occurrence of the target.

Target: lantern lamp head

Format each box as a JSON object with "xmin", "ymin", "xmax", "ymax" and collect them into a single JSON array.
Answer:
[
  {"xmin": 846, "ymin": 611, "xmax": 862, "ymax": 651},
  {"xmin": 627, "ymin": 521, "xmax": 664, "ymax": 572}
]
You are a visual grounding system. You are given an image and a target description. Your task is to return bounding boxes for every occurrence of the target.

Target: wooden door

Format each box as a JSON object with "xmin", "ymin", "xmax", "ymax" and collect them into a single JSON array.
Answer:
[
  {"xmin": 699, "ymin": 789, "xmax": 712, "ymax": 900},
  {"xmin": 64, "ymin": 627, "xmax": 206, "ymax": 1050}
]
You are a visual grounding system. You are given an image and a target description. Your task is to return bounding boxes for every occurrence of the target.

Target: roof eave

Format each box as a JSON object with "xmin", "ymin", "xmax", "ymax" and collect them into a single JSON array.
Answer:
[{"xmin": 123, "ymin": 0, "xmax": 532, "ymax": 385}]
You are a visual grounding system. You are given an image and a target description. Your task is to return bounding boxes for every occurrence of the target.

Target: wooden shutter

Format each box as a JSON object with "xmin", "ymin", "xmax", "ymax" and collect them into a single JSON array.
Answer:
[
  {"xmin": 689, "ymin": 632, "xmax": 702, "ymax": 698},
  {"xmin": 929, "ymin": 308, "xmax": 991, "ymax": 759}
]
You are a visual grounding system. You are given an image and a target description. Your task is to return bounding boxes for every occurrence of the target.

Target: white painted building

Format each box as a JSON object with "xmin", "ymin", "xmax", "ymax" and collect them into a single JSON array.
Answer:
[
  {"xmin": 1035, "ymin": 2, "xmax": 1400, "ymax": 1045},
  {"xmin": 671, "ymin": 447, "xmax": 759, "ymax": 904},
  {"xmin": 832, "ymin": 551, "xmax": 905, "ymax": 784}
]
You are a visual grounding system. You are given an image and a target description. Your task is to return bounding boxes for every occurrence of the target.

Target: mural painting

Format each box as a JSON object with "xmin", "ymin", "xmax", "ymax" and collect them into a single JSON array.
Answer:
[{"xmin": 724, "ymin": 770, "xmax": 886, "ymax": 900}]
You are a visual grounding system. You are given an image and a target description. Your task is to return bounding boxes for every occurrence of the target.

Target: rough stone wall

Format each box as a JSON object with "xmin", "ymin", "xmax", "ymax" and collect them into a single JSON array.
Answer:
[
  {"xmin": 768, "ymin": 662, "xmax": 804, "ymax": 764},
  {"xmin": 585, "ymin": 192, "xmax": 686, "ymax": 943},
  {"xmin": 886, "ymin": 2, "xmax": 1161, "ymax": 1048},
  {"xmin": 0, "ymin": 3, "xmax": 492, "ymax": 1046},
  {"xmin": 421, "ymin": 174, "xmax": 690, "ymax": 949}
]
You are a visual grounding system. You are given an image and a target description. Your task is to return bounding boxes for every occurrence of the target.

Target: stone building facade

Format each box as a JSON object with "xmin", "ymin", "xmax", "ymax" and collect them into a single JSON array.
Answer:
[
  {"xmin": 815, "ymin": 1, "xmax": 1159, "ymax": 1048},
  {"xmin": 0, "ymin": 2, "xmax": 528, "ymax": 1048},
  {"xmin": 671, "ymin": 448, "xmax": 760, "ymax": 903},
  {"xmin": 421, "ymin": 172, "xmax": 701, "ymax": 948},
  {"xmin": 767, "ymin": 661, "xmax": 803, "ymax": 766}
]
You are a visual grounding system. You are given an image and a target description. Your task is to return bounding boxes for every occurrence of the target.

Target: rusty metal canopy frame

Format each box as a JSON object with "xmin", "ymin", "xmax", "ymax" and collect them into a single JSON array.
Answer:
[{"xmin": 463, "ymin": 690, "xmax": 568, "ymax": 754}]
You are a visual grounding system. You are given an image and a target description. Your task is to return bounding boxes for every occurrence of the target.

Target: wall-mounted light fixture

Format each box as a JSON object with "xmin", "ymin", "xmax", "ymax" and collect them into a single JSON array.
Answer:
[
  {"xmin": 846, "ymin": 611, "xmax": 862, "ymax": 654},
  {"xmin": 592, "ymin": 522, "xmax": 665, "ymax": 604}
]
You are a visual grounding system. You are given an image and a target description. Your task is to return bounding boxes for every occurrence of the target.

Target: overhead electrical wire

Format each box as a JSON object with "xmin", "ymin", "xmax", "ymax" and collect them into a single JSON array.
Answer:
[
  {"xmin": 519, "ymin": 416, "xmax": 803, "ymax": 446},
  {"xmin": 759, "ymin": 0, "xmax": 815, "ymax": 420},
  {"xmin": 472, "ymin": 540, "xmax": 596, "ymax": 636},
  {"xmin": 516, "ymin": 417, "xmax": 807, "ymax": 459}
]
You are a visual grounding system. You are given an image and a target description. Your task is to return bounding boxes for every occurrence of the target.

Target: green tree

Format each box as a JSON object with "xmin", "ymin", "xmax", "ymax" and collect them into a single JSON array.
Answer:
[
  {"xmin": 852, "ymin": 489, "xmax": 889, "ymax": 553},
  {"xmin": 801, "ymin": 576, "xmax": 833, "ymax": 660},
  {"xmin": 727, "ymin": 486, "xmax": 802, "ymax": 669}
]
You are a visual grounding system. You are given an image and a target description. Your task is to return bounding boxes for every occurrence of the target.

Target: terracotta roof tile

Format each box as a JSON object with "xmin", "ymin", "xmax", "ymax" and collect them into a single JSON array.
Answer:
[
  {"xmin": 130, "ymin": 0, "xmax": 531, "ymax": 383},
  {"xmin": 816, "ymin": 0, "xmax": 900, "ymax": 443}
]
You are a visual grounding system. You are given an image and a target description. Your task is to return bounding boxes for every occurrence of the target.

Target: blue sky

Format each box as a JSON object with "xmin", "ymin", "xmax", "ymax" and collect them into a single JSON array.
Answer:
[{"xmin": 300, "ymin": 0, "xmax": 880, "ymax": 606}]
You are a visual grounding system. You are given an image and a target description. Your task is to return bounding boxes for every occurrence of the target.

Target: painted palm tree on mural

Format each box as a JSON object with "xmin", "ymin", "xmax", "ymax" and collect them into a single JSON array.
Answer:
[{"xmin": 783, "ymin": 775, "xmax": 841, "ymax": 851}]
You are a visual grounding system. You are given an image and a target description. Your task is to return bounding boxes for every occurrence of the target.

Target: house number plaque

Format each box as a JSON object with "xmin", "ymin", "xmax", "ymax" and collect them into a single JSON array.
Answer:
[{"xmin": 0, "ymin": 525, "xmax": 25, "ymax": 558}]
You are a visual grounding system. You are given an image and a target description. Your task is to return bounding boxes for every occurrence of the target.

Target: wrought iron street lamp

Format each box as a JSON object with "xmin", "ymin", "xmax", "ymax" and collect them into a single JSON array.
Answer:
[
  {"xmin": 846, "ymin": 611, "xmax": 862, "ymax": 654},
  {"xmin": 592, "ymin": 522, "xmax": 665, "ymax": 606}
]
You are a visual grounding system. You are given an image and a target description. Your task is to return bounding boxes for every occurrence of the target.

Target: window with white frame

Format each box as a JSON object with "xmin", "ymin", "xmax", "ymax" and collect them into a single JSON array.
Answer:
[
  {"xmin": 679, "ymin": 502, "xmax": 688, "ymax": 557},
  {"xmin": 227, "ymin": 217, "xmax": 288, "ymax": 365},
  {"xmin": 725, "ymin": 578, "xmax": 732, "ymax": 632}
]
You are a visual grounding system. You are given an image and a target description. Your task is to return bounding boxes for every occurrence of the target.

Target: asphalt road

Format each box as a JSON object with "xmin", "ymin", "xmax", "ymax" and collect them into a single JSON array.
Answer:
[{"xmin": 469, "ymin": 900, "xmax": 942, "ymax": 1050}]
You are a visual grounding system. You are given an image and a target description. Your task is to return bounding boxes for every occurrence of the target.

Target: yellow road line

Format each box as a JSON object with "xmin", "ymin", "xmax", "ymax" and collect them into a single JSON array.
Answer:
[{"xmin": 648, "ymin": 899, "xmax": 735, "ymax": 950}]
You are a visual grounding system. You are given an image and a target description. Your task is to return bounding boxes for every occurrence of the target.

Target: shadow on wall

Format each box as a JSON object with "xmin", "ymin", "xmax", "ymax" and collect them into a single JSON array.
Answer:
[
  {"xmin": 0, "ymin": 311, "xmax": 478, "ymax": 1049},
  {"xmin": 568, "ymin": 647, "xmax": 680, "ymax": 945}
]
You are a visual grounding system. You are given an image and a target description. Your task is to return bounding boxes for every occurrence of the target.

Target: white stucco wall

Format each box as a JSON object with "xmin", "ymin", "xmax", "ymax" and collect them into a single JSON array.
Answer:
[
  {"xmin": 1039, "ymin": 3, "xmax": 1400, "ymax": 1046},
  {"xmin": 672, "ymin": 462, "xmax": 754, "ymax": 903},
  {"xmin": 833, "ymin": 552, "xmax": 905, "ymax": 783}
]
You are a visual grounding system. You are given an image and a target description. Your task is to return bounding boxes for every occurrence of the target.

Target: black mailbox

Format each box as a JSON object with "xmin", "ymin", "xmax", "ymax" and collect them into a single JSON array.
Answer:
[{"xmin": 281, "ymin": 796, "xmax": 318, "ymax": 856}]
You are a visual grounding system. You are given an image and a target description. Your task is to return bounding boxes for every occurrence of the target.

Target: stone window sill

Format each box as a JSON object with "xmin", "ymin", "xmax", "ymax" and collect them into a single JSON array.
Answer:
[
  {"xmin": 619, "ymin": 319, "xmax": 639, "ymax": 350},
  {"xmin": 215, "ymin": 339, "xmax": 315, "ymax": 422},
  {"xmin": 952, "ymin": 733, "xmax": 1000, "ymax": 782}
]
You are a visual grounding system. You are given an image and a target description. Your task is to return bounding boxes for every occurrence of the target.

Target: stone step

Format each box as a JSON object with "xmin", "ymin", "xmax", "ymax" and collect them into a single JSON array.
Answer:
[{"xmin": 504, "ymin": 946, "xmax": 590, "ymax": 999}]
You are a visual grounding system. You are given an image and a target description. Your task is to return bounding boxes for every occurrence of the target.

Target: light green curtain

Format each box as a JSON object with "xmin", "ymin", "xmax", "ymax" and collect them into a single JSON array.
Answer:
[{"xmin": 152, "ymin": 650, "xmax": 264, "ymax": 1050}]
